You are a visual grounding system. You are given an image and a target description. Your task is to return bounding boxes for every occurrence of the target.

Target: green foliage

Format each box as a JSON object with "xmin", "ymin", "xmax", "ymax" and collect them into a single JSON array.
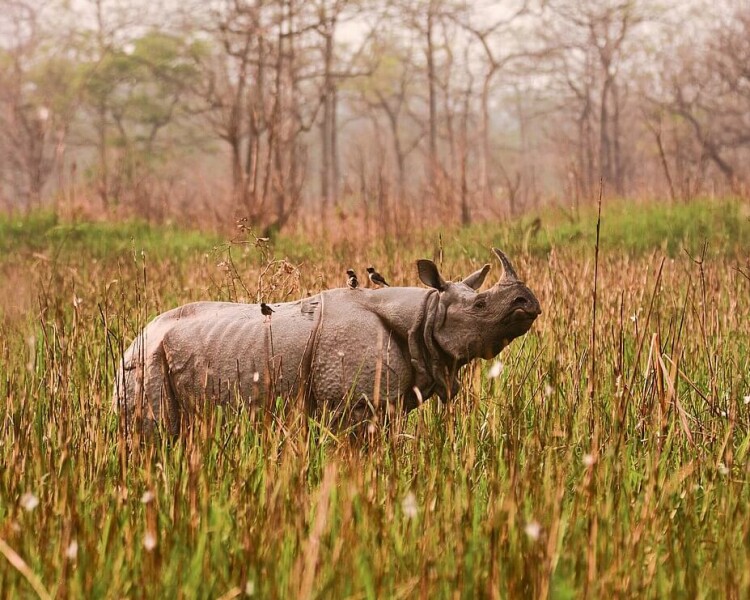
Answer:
[
  {"xmin": 81, "ymin": 30, "xmax": 204, "ymax": 169},
  {"xmin": 4, "ymin": 198, "xmax": 746, "ymax": 264},
  {"xmin": 451, "ymin": 197, "xmax": 750, "ymax": 261},
  {"xmin": 0, "ymin": 211, "xmax": 219, "ymax": 258},
  {"xmin": 25, "ymin": 54, "xmax": 80, "ymax": 118},
  {"xmin": 540, "ymin": 198, "xmax": 750, "ymax": 256},
  {"xmin": 345, "ymin": 34, "xmax": 412, "ymax": 100}
]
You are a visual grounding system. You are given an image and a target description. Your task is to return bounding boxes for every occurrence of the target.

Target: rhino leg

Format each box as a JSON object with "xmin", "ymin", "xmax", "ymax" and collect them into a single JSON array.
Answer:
[{"xmin": 113, "ymin": 335, "xmax": 181, "ymax": 436}]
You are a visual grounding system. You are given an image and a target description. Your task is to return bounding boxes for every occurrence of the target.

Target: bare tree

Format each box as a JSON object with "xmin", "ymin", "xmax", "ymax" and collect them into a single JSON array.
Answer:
[
  {"xmin": 662, "ymin": 4, "xmax": 750, "ymax": 190},
  {"xmin": 355, "ymin": 44, "xmax": 423, "ymax": 199},
  {"xmin": 458, "ymin": 1, "xmax": 536, "ymax": 203},
  {"xmin": 312, "ymin": 0, "xmax": 377, "ymax": 211},
  {"xmin": 192, "ymin": 0, "xmax": 323, "ymax": 230},
  {"xmin": 396, "ymin": 0, "xmax": 458, "ymax": 179},
  {"xmin": 544, "ymin": 0, "xmax": 648, "ymax": 198},
  {"xmin": 0, "ymin": 1, "xmax": 73, "ymax": 210}
]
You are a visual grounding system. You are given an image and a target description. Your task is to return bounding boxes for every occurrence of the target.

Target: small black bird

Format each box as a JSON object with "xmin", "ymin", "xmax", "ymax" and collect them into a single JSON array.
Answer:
[
  {"xmin": 346, "ymin": 269, "xmax": 358, "ymax": 289},
  {"xmin": 366, "ymin": 266, "xmax": 390, "ymax": 288},
  {"xmin": 260, "ymin": 302, "xmax": 275, "ymax": 322}
]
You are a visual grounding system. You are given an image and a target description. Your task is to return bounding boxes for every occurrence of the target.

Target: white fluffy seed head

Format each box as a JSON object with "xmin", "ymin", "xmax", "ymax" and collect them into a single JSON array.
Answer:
[
  {"xmin": 524, "ymin": 520, "xmax": 541, "ymax": 541},
  {"xmin": 488, "ymin": 361, "xmax": 503, "ymax": 379},
  {"xmin": 402, "ymin": 492, "xmax": 418, "ymax": 520},
  {"xmin": 65, "ymin": 540, "xmax": 79, "ymax": 560},
  {"xmin": 143, "ymin": 532, "xmax": 157, "ymax": 552},
  {"xmin": 20, "ymin": 492, "xmax": 39, "ymax": 512}
]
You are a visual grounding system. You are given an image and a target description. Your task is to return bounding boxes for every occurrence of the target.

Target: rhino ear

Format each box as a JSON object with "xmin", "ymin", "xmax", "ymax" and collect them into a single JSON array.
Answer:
[
  {"xmin": 462, "ymin": 264, "xmax": 491, "ymax": 290},
  {"xmin": 417, "ymin": 259, "xmax": 447, "ymax": 291}
]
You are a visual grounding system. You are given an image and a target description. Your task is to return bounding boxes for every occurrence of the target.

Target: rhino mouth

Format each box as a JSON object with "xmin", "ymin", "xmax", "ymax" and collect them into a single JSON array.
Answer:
[
  {"xmin": 482, "ymin": 310, "xmax": 538, "ymax": 358},
  {"xmin": 504, "ymin": 313, "xmax": 536, "ymax": 338},
  {"xmin": 503, "ymin": 307, "xmax": 539, "ymax": 327}
]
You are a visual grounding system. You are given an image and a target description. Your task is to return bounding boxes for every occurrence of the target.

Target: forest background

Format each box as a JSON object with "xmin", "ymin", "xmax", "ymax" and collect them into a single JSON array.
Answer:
[{"xmin": 2, "ymin": 0, "xmax": 749, "ymax": 235}]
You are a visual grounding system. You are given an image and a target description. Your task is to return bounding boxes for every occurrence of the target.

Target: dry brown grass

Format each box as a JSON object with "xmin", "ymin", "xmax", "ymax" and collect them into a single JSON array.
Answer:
[{"xmin": 0, "ymin": 198, "xmax": 749, "ymax": 597}]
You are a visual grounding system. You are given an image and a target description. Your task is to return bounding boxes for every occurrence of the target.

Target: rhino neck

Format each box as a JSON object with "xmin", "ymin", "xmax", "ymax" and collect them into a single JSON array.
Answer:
[
  {"xmin": 416, "ymin": 291, "xmax": 463, "ymax": 402},
  {"xmin": 360, "ymin": 287, "xmax": 460, "ymax": 404},
  {"xmin": 320, "ymin": 286, "xmax": 460, "ymax": 405}
]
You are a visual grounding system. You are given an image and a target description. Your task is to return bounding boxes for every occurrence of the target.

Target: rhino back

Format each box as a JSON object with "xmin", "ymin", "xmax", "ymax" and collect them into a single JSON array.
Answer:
[
  {"xmin": 114, "ymin": 298, "xmax": 322, "ymax": 432},
  {"xmin": 161, "ymin": 297, "xmax": 321, "ymax": 407}
]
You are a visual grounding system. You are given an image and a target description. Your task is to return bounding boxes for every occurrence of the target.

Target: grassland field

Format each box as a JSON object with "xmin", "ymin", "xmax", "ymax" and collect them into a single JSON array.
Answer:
[{"xmin": 1, "ymin": 198, "xmax": 749, "ymax": 598}]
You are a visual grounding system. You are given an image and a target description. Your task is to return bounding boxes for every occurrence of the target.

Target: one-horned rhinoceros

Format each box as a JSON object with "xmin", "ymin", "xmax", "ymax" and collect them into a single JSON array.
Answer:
[{"xmin": 113, "ymin": 248, "xmax": 541, "ymax": 434}]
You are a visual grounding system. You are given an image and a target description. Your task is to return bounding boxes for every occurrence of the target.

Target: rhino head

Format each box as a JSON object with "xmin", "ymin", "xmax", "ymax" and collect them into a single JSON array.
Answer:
[{"xmin": 417, "ymin": 248, "xmax": 541, "ymax": 366}]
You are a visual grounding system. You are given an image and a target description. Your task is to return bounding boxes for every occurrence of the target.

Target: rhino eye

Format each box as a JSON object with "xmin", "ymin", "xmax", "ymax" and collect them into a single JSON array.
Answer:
[{"xmin": 473, "ymin": 297, "xmax": 487, "ymax": 309}]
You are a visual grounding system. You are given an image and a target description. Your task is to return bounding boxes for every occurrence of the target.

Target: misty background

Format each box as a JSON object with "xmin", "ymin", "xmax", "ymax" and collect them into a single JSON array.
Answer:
[{"xmin": 0, "ymin": 0, "xmax": 747, "ymax": 234}]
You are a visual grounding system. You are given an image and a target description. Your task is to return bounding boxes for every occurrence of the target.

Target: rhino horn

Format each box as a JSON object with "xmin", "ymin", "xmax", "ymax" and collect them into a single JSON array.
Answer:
[{"xmin": 492, "ymin": 248, "xmax": 519, "ymax": 282}]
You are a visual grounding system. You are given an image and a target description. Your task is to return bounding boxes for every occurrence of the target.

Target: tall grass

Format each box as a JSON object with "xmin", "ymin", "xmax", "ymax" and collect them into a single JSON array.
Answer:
[{"xmin": 1, "ymin": 199, "xmax": 749, "ymax": 598}]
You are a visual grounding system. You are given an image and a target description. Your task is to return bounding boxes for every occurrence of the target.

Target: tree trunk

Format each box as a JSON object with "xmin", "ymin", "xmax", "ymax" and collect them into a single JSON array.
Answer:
[
  {"xmin": 479, "ymin": 70, "xmax": 495, "ymax": 205},
  {"xmin": 426, "ymin": 4, "xmax": 438, "ymax": 174},
  {"xmin": 331, "ymin": 86, "xmax": 339, "ymax": 206},
  {"xmin": 319, "ymin": 12, "xmax": 337, "ymax": 209},
  {"xmin": 460, "ymin": 84, "xmax": 471, "ymax": 226},
  {"xmin": 320, "ymin": 24, "xmax": 332, "ymax": 207},
  {"xmin": 599, "ymin": 75, "xmax": 612, "ymax": 190},
  {"xmin": 97, "ymin": 100, "xmax": 109, "ymax": 210},
  {"xmin": 245, "ymin": 74, "xmax": 260, "ymax": 207}
]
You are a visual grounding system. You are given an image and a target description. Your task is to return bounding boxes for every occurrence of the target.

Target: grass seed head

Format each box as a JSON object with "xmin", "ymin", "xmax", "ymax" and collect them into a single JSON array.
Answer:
[
  {"xmin": 20, "ymin": 492, "xmax": 39, "ymax": 512},
  {"xmin": 488, "ymin": 361, "xmax": 503, "ymax": 378},
  {"xmin": 65, "ymin": 540, "xmax": 78, "ymax": 560},
  {"xmin": 524, "ymin": 521, "xmax": 541, "ymax": 541},
  {"xmin": 402, "ymin": 492, "xmax": 418, "ymax": 520}
]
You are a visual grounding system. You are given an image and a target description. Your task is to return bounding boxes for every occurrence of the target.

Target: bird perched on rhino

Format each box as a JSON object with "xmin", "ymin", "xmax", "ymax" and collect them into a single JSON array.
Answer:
[
  {"xmin": 346, "ymin": 269, "xmax": 359, "ymax": 289},
  {"xmin": 367, "ymin": 266, "xmax": 390, "ymax": 288},
  {"xmin": 260, "ymin": 302, "xmax": 275, "ymax": 322}
]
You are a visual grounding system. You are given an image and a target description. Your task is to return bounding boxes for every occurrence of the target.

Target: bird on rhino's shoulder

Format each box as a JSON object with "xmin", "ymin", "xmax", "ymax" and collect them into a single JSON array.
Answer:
[
  {"xmin": 346, "ymin": 269, "xmax": 358, "ymax": 289},
  {"xmin": 367, "ymin": 266, "xmax": 390, "ymax": 288}
]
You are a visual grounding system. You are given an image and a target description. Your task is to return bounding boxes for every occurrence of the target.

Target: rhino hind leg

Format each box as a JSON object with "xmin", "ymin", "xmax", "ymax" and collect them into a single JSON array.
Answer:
[{"xmin": 113, "ymin": 338, "xmax": 181, "ymax": 437}]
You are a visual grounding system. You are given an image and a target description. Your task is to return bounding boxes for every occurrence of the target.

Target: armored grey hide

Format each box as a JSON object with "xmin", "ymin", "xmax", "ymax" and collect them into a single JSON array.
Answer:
[{"xmin": 112, "ymin": 248, "xmax": 541, "ymax": 434}]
